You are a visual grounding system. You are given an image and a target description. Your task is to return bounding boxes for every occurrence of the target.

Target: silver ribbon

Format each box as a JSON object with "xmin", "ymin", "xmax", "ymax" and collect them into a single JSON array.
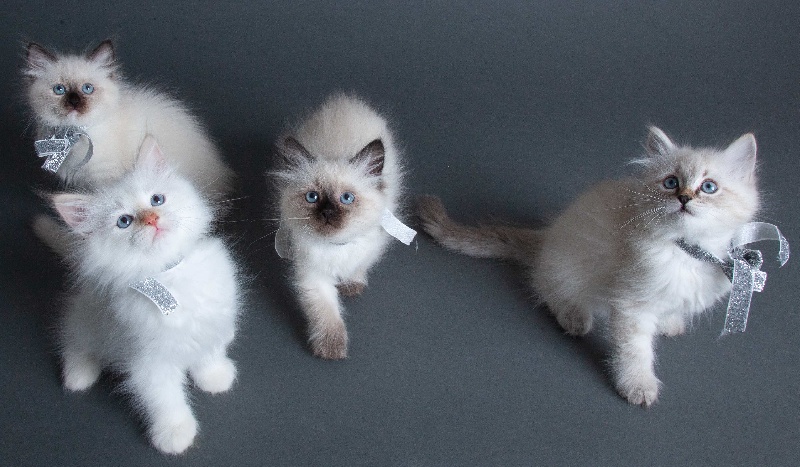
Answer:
[
  {"xmin": 274, "ymin": 209, "xmax": 417, "ymax": 259},
  {"xmin": 676, "ymin": 222, "xmax": 790, "ymax": 335},
  {"xmin": 129, "ymin": 260, "xmax": 183, "ymax": 315},
  {"xmin": 34, "ymin": 126, "xmax": 93, "ymax": 174}
]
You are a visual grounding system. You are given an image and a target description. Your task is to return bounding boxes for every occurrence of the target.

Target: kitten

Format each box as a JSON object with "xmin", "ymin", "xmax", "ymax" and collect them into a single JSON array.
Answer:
[
  {"xmin": 51, "ymin": 136, "xmax": 241, "ymax": 454},
  {"xmin": 271, "ymin": 93, "xmax": 406, "ymax": 360},
  {"xmin": 417, "ymin": 127, "xmax": 760, "ymax": 406},
  {"xmin": 24, "ymin": 40, "xmax": 233, "ymax": 195}
]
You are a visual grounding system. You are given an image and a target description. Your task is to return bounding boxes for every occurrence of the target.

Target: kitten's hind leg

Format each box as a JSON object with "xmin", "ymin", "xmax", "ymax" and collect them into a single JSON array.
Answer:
[
  {"xmin": 609, "ymin": 310, "xmax": 661, "ymax": 407},
  {"xmin": 190, "ymin": 349, "xmax": 237, "ymax": 394},
  {"xmin": 60, "ymin": 305, "xmax": 102, "ymax": 391},
  {"xmin": 62, "ymin": 349, "xmax": 102, "ymax": 392},
  {"xmin": 298, "ymin": 275, "xmax": 348, "ymax": 360},
  {"xmin": 551, "ymin": 302, "xmax": 593, "ymax": 336},
  {"xmin": 127, "ymin": 363, "xmax": 197, "ymax": 455}
]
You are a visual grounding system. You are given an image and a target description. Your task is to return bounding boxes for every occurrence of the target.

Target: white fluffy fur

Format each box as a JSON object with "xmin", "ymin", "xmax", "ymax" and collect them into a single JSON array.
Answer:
[
  {"xmin": 418, "ymin": 128, "xmax": 760, "ymax": 406},
  {"xmin": 25, "ymin": 41, "xmax": 233, "ymax": 196},
  {"xmin": 53, "ymin": 138, "xmax": 240, "ymax": 454},
  {"xmin": 272, "ymin": 94, "xmax": 403, "ymax": 359}
]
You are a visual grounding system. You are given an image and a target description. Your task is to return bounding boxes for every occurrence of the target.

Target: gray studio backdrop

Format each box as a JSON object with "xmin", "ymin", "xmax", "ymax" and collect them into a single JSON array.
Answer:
[{"xmin": 1, "ymin": 1, "xmax": 798, "ymax": 466}]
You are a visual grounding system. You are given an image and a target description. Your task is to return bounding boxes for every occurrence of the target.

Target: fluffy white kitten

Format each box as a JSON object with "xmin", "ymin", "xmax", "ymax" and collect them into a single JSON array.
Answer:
[
  {"xmin": 25, "ymin": 40, "xmax": 233, "ymax": 195},
  {"xmin": 52, "ymin": 136, "xmax": 240, "ymax": 454},
  {"xmin": 272, "ymin": 93, "xmax": 403, "ymax": 360},
  {"xmin": 418, "ymin": 127, "xmax": 760, "ymax": 406}
]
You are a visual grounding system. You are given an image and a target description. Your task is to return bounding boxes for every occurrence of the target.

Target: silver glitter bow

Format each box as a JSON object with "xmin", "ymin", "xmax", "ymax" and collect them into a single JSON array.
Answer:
[
  {"xmin": 129, "ymin": 260, "xmax": 183, "ymax": 315},
  {"xmin": 677, "ymin": 222, "xmax": 790, "ymax": 335},
  {"xmin": 34, "ymin": 126, "xmax": 93, "ymax": 174}
]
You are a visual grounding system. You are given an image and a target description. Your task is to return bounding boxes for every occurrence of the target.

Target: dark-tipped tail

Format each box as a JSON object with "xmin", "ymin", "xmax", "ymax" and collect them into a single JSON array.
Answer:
[{"xmin": 415, "ymin": 195, "xmax": 540, "ymax": 264}]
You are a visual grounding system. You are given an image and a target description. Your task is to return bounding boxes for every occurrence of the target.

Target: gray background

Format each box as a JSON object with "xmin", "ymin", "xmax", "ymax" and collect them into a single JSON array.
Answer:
[{"xmin": 1, "ymin": 1, "xmax": 798, "ymax": 465}]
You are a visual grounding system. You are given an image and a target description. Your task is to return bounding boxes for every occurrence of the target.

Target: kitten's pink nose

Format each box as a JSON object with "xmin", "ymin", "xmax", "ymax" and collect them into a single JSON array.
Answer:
[{"xmin": 141, "ymin": 212, "xmax": 159, "ymax": 227}]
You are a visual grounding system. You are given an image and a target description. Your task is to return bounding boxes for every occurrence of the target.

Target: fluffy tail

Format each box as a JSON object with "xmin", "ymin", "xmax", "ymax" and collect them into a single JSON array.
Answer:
[
  {"xmin": 415, "ymin": 195, "xmax": 541, "ymax": 264},
  {"xmin": 32, "ymin": 214, "xmax": 74, "ymax": 258}
]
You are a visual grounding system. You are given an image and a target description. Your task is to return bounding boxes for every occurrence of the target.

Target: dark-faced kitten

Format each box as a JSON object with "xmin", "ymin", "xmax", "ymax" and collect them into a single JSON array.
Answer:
[
  {"xmin": 24, "ymin": 40, "xmax": 233, "ymax": 194},
  {"xmin": 272, "ymin": 93, "xmax": 407, "ymax": 359}
]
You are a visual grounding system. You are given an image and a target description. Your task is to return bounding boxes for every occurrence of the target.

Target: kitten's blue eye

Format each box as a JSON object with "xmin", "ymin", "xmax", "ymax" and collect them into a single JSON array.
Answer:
[
  {"xmin": 53, "ymin": 84, "xmax": 66, "ymax": 95},
  {"xmin": 81, "ymin": 83, "xmax": 94, "ymax": 94},
  {"xmin": 117, "ymin": 214, "xmax": 133, "ymax": 229},
  {"xmin": 700, "ymin": 180, "xmax": 718, "ymax": 194},
  {"xmin": 305, "ymin": 191, "xmax": 319, "ymax": 203},
  {"xmin": 662, "ymin": 176, "xmax": 679, "ymax": 190},
  {"xmin": 339, "ymin": 192, "xmax": 355, "ymax": 205},
  {"xmin": 150, "ymin": 194, "xmax": 165, "ymax": 206}
]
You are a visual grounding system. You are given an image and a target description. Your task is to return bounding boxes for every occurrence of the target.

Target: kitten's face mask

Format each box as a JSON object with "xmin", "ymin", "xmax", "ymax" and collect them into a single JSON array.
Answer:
[
  {"xmin": 633, "ymin": 127, "xmax": 760, "ymax": 239},
  {"xmin": 25, "ymin": 41, "xmax": 119, "ymax": 127},
  {"xmin": 277, "ymin": 138, "xmax": 387, "ymax": 241}
]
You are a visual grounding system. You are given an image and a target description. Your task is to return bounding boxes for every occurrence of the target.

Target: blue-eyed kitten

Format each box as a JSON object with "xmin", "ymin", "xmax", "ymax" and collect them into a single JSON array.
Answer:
[{"xmin": 418, "ymin": 127, "xmax": 760, "ymax": 406}]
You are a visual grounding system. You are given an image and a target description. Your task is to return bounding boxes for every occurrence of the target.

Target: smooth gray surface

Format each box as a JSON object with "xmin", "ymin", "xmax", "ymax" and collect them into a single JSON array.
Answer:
[{"xmin": 1, "ymin": 1, "xmax": 798, "ymax": 465}]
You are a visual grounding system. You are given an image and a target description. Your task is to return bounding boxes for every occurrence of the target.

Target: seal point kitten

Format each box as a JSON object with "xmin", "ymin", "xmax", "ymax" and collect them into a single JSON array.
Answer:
[
  {"xmin": 418, "ymin": 127, "xmax": 760, "ymax": 406},
  {"xmin": 24, "ymin": 39, "xmax": 234, "ymax": 195},
  {"xmin": 271, "ymin": 93, "xmax": 404, "ymax": 360}
]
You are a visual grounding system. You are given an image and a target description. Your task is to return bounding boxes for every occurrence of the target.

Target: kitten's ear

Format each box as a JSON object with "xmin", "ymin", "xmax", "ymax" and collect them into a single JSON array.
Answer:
[
  {"xmin": 52, "ymin": 193, "xmax": 91, "ymax": 230},
  {"xmin": 25, "ymin": 43, "xmax": 56, "ymax": 75},
  {"xmin": 87, "ymin": 40, "xmax": 116, "ymax": 68},
  {"xmin": 350, "ymin": 139, "xmax": 385, "ymax": 176},
  {"xmin": 137, "ymin": 135, "xmax": 168, "ymax": 172},
  {"xmin": 722, "ymin": 133, "xmax": 757, "ymax": 176},
  {"xmin": 277, "ymin": 136, "xmax": 313, "ymax": 167},
  {"xmin": 645, "ymin": 126, "xmax": 676, "ymax": 157}
]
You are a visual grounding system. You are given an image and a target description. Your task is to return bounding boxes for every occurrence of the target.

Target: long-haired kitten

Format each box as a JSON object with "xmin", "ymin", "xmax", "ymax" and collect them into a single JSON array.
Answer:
[
  {"xmin": 418, "ymin": 127, "xmax": 761, "ymax": 406},
  {"xmin": 51, "ymin": 136, "xmax": 241, "ymax": 454},
  {"xmin": 24, "ymin": 40, "xmax": 233, "ymax": 194},
  {"xmin": 271, "ymin": 93, "xmax": 404, "ymax": 360}
]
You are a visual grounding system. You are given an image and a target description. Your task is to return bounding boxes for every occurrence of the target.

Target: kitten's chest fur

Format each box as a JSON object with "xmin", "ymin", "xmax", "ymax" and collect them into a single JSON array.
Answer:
[
  {"xmin": 104, "ymin": 238, "xmax": 238, "ymax": 355},
  {"xmin": 620, "ymin": 239, "xmax": 733, "ymax": 316},
  {"xmin": 293, "ymin": 225, "xmax": 389, "ymax": 279}
]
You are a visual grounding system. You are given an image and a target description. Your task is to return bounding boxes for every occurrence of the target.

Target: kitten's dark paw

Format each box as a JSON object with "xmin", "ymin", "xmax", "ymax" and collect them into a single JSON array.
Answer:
[
  {"xmin": 336, "ymin": 281, "xmax": 366, "ymax": 297},
  {"xmin": 310, "ymin": 321, "xmax": 349, "ymax": 360}
]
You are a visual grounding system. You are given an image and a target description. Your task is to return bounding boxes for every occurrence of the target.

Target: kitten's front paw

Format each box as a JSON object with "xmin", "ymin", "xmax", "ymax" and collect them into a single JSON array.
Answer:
[
  {"xmin": 150, "ymin": 414, "xmax": 198, "ymax": 455},
  {"xmin": 62, "ymin": 354, "xmax": 101, "ymax": 392},
  {"xmin": 336, "ymin": 281, "xmax": 366, "ymax": 297},
  {"xmin": 191, "ymin": 357, "xmax": 237, "ymax": 394},
  {"xmin": 310, "ymin": 321, "xmax": 349, "ymax": 360},
  {"xmin": 616, "ymin": 374, "xmax": 661, "ymax": 407}
]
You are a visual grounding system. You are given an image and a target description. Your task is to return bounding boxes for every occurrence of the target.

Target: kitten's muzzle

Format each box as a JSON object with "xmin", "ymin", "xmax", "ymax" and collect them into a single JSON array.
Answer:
[
  {"xmin": 66, "ymin": 91, "xmax": 82, "ymax": 108},
  {"xmin": 140, "ymin": 211, "xmax": 160, "ymax": 227}
]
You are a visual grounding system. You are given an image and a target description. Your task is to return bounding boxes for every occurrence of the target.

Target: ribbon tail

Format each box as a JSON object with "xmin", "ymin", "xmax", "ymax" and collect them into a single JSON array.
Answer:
[
  {"xmin": 722, "ymin": 259, "xmax": 755, "ymax": 335},
  {"xmin": 130, "ymin": 277, "xmax": 179, "ymax": 315},
  {"xmin": 381, "ymin": 209, "xmax": 417, "ymax": 245}
]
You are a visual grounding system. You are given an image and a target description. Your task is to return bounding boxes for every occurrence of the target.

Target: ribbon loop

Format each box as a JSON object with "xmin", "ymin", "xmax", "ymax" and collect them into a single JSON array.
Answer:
[{"xmin": 675, "ymin": 222, "xmax": 790, "ymax": 336}]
